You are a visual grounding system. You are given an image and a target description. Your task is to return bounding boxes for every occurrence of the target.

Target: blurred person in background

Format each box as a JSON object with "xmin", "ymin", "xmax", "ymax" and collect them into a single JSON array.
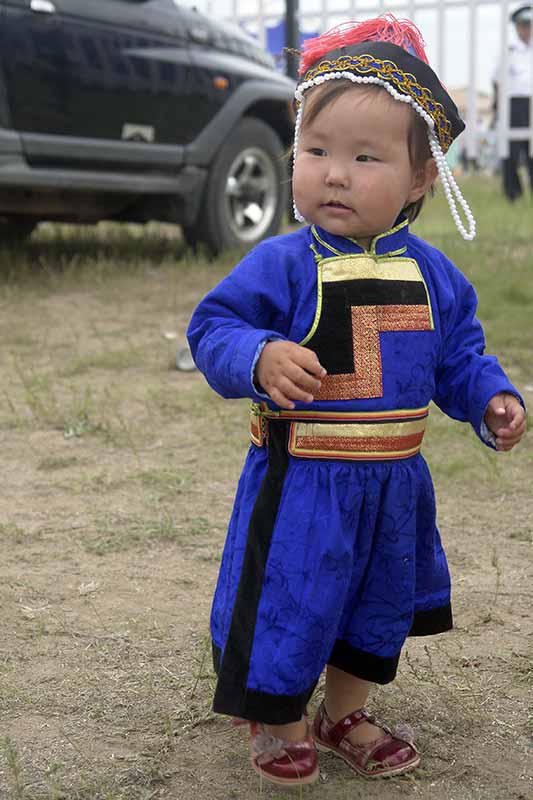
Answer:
[{"xmin": 492, "ymin": 4, "xmax": 533, "ymax": 201}]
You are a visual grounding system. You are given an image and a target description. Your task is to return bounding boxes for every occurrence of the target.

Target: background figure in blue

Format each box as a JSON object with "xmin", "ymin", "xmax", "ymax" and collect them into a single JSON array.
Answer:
[
  {"xmin": 265, "ymin": 19, "xmax": 319, "ymax": 73},
  {"xmin": 492, "ymin": 4, "xmax": 533, "ymax": 200}
]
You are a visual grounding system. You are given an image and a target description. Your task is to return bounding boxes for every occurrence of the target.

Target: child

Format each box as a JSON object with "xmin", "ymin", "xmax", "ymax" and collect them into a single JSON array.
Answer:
[{"xmin": 187, "ymin": 15, "xmax": 526, "ymax": 787}]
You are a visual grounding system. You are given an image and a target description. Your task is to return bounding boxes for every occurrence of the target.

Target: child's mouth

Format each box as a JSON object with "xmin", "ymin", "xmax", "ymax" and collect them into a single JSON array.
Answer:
[{"xmin": 323, "ymin": 201, "xmax": 352, "ymax": 213}]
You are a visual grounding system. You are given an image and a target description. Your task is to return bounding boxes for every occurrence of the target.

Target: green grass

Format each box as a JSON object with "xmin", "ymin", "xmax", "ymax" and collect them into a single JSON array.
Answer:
[
  {"xmin": 414, "ymin": 176, "xmax": 532, "ymax": 373},
  {"xmin": 408, "ymin": 176, "xmax": 532, "ymax": 489},
  {"xmin": 136, "ymin": 467, "xmax": 193, "ymax": 495},
  {"xmin": 60, "ymin": 348, "xmax": 145, "ymax": 377},
  {"xmin": 80, "ymin": 512, "xmax": 213, "ymax": 555},
  {"xmin": 37, "ymin": 455, "xmax": 81, "ymax": 471},
  {"xmin": 0, "ymin": 522, "xmax": 27, "ymax": 542}
]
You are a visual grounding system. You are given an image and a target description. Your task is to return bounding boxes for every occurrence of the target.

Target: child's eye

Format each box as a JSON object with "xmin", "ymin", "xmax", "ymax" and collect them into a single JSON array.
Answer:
[
  {"xmin": 356, "ymin": 154, "xmax": 376, "ymax": 162},
  {"xmin": 309, "ymin": 147, "xmax": 327, "ymax": 157}
]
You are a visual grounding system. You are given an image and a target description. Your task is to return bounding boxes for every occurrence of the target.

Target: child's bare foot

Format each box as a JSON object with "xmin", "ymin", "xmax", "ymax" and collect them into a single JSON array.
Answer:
[{"xmin": 343, "ymin": 716, "xmax": 384, "ymax": 746}]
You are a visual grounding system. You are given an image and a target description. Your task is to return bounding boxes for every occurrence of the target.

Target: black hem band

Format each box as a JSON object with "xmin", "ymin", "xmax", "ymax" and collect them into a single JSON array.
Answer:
[
  {"xmin": 213, "ymin": 644, "xmax": 316, "ymax": 724},
  {"xmin": 328, "ymin": 640, "xmax": 401, "ymax": 684},
  {"xmin": 409, "ymin": 603, "xmax": 453, "ymax": 636}
]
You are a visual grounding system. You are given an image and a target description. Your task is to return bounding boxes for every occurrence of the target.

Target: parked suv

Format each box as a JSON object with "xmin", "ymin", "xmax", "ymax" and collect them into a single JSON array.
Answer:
[{"xmin": 0, "ymin": 0, "xmax": 295, "ymax": 252}]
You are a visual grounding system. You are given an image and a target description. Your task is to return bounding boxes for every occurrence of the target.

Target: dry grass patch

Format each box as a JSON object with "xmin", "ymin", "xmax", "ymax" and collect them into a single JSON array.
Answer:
[{"xmin": 0, "ymin": 188, "xmax": 532, "ymax": 799}]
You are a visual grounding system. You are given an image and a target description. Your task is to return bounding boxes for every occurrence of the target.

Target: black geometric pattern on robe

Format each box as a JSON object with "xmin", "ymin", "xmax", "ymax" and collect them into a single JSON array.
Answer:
[{"xmin": 308, "ymin": 278, "xmax": 428, "ymax": 375}]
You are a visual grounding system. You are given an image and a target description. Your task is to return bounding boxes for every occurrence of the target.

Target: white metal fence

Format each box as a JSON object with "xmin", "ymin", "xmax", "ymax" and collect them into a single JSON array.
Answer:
[{"xmin": 201, "ymin": 0, "xmax": 533, "ymax": 160}]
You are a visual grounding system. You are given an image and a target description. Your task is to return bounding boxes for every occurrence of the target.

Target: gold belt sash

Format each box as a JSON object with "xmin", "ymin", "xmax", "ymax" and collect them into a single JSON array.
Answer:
[{"xmin": 250, "ymin": 403, "xmax": 428, "ymax": 461}]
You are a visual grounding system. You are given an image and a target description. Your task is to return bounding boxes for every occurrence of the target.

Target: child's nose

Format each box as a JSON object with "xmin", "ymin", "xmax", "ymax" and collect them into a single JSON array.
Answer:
[{"xmin": 325, "ymin": 160, "xmax": 349, "ymax": 187}]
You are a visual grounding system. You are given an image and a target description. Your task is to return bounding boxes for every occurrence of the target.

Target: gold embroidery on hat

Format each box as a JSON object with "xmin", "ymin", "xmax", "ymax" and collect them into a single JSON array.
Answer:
[{"xmin": 303, "ymin": 54, "xmax": 453, "ymax": 152}]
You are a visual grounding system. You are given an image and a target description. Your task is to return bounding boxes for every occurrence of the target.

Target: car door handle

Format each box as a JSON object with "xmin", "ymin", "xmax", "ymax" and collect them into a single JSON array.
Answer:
[
  {"xmin": 30, "ymin": 0, "xmax": 56, "ymax": 13},
  {"xmin": 188, "ymin": 25, "xmax": 210, "ymax": 44}
]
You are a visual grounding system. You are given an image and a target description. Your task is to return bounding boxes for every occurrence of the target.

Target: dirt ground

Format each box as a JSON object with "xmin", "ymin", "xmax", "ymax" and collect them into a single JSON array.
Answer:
[{"xmin": 0, "ymin": 226, "xmax": 532, "ymax": 800}]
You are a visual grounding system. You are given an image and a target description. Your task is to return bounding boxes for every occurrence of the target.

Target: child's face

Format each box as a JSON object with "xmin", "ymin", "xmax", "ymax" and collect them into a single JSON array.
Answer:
[{"xmin": 293, "ymin": 84, "xmax": 429, "ymax": 244}]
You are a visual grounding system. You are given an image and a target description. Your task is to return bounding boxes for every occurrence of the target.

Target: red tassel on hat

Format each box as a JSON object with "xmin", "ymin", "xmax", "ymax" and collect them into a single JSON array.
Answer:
[{"xmin": 299, "ymin": 14, "xmax": 429, "ymax": 75}]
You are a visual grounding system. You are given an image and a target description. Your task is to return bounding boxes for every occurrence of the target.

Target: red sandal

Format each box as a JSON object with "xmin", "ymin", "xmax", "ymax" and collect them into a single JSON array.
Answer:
[
  {"xmin": 313, "ymin": 701, "xmax": 420, "ymax": 779},
  {"xmin": 249, "ymin": 720, "xmax": 319, "ymax": 786}
]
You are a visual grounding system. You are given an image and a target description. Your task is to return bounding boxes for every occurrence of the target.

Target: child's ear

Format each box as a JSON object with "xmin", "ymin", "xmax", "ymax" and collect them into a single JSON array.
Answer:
[{"xmin": 408, "ymin": 158, "xmax": 438, "ymax": 202}]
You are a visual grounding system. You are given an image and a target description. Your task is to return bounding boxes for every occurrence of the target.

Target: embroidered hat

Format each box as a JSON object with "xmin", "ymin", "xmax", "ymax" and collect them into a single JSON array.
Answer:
[
  {"xmin": 292, "ymin": 15, "xmax": 476, "ymax": 240},
  {"xmin": 511, "ymin": 4, "xmax": 533, "ymax": 24}
]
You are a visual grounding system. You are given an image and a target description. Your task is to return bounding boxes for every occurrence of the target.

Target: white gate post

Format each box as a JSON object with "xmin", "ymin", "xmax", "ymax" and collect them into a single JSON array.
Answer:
[
  {"xmin": 466, "ymin": 0, "xmax": 479, "ymax": 160},
  {"xmin": 497, "ymin": 0, "xmax": 511, "ymax": 158}
]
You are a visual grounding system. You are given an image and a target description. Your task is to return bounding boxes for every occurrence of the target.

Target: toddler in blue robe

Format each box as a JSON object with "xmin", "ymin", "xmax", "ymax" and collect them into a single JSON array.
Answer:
[{"xmin": 187, "ymin": 14, "xmax": 526, "ymax": 787}]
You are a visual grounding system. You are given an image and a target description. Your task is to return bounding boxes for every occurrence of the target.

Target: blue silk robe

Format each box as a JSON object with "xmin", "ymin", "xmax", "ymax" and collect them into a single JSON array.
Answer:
[{"xmin": 187, "ymin": 220, "xmax": 521, "ymax": 725}]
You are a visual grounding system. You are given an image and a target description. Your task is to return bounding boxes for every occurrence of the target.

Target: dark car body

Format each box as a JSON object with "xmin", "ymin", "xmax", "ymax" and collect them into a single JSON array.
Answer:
[{"xmin": 0, "ymin": 0, "xmax": 295, "ymax": 252}]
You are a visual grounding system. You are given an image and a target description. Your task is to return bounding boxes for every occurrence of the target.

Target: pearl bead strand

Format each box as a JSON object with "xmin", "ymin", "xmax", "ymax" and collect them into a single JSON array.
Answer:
[{"xmin": 428, "ymin": 133, "xmax": 476, "ymax": 240}]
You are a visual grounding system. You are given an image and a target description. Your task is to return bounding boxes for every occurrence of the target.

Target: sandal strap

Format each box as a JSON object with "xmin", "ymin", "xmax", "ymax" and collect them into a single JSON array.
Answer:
[
  {"xmin": 326, "ymin": 707, "xmax": 374, "ymax": 748},
  {"xmin": 359, "ymin": 733, "xmax": 399, "ymax": 763}
]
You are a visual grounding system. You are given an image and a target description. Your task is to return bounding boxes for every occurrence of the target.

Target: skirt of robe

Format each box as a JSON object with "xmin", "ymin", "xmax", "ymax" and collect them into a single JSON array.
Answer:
[{"xmin": 210, "ymin": 422, "xmax": 452, "ymax": 725}]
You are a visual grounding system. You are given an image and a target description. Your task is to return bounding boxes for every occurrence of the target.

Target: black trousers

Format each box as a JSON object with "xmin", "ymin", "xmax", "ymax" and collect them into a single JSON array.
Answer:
[{"xmin": 503, "ymin": 97, "xmax": 533, "ymax": 201}]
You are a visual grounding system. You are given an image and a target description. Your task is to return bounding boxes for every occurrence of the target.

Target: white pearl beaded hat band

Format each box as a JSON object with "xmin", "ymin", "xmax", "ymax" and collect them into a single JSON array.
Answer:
[{"xmin": 293, "ymin": 47, "xmax": 476, "ymax": 240}]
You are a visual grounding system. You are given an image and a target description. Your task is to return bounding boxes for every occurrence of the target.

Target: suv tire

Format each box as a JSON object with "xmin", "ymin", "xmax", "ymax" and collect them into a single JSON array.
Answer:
[
  {"xmin": 0, "ymin": 219, "xmax": 37, "ymax": 246},
  {"xmin": 184, "ymin": 117, "xmax": 288, "ymax": 254}
]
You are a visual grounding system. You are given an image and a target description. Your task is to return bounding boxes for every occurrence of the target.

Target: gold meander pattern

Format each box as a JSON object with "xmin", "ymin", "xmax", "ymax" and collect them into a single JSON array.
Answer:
[{"xmin": 303, "ymin": 54, "xmax": 453, "ymax": 152}]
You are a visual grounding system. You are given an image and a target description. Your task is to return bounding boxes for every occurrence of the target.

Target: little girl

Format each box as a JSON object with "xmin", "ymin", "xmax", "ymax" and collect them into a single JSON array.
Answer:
[{"xmin": 187, "ymin": 15, "xmax": 526, "ymax": 787}]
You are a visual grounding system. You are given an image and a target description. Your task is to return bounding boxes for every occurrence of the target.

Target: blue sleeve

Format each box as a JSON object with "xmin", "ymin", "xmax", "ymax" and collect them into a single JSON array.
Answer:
[
  {"xmin": 186, "ymin": 240, "xmax": 295, "ymax": 400},
  {"xmin": 433, "ymin": 262, "xmax": 524, "ymax": 447}
]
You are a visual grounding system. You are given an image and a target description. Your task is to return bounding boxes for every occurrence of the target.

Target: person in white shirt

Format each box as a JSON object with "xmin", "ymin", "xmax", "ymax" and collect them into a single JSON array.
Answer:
[{"xmin": 492, "ymin": 4, "xmax": 533, "ymax": 200}]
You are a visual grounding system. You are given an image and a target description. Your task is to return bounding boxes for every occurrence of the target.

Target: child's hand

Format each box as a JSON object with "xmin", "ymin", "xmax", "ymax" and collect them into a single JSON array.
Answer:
[
  {"xmin": 256, "ymin": 341, "xmax": 327, "ymax": 409},
  {"xmin": 484, "ymin": 393, "xmax": 526, "ymax": 451}
]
